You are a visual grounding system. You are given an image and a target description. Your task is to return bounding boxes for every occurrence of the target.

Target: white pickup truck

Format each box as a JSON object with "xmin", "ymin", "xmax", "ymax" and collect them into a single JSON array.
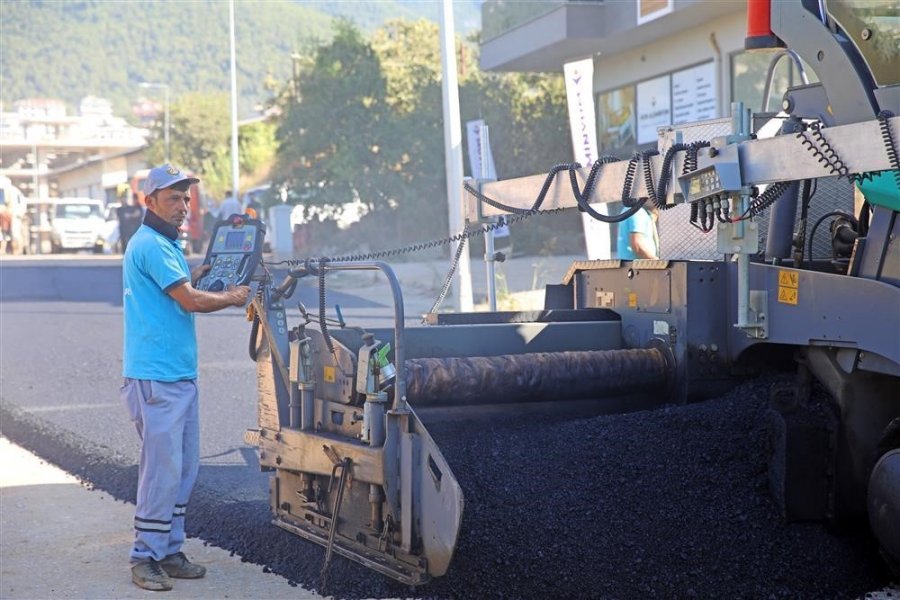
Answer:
[{"xmin": 45, "ymin": 198, "xmax": 106, "ymax": 253}]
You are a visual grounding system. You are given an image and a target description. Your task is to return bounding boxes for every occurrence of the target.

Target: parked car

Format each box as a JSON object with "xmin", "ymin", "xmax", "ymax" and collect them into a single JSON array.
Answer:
[{"xmin": 47, "ymin": 198, "xmax": 107, "ymax": 253}]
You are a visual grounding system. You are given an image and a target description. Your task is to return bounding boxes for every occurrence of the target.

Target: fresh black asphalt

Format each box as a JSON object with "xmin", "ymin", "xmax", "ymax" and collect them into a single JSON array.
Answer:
[{"xmin": 0, "ymin": 261, "xmax": 891, "ymax": 598}]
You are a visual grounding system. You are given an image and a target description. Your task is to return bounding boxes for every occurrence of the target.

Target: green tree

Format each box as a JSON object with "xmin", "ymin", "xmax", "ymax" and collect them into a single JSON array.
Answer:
[
  {"xmin": 144, "ymin": 91, "xmax": 278, "ymax": 199},
  {"xmin": 145, "ymin": 92, "xmax": 230, "ymax": 193},
  {"xmin": 274, "ymin": 23, "xmax": 407, "ymax": 219},
  {"xmin": 272, "ymin": 17, "xmax": 580, "ymax": 256},
  {"xmin": 239, "ymin": 120, "xmax": 278, "ymax": 182}
]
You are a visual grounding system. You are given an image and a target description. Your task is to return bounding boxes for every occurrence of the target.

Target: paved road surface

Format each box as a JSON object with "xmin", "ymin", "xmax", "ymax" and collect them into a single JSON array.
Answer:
[
  {"xmin": 2, "ymin": 254, "xmax": 889, "ymax": 599},
  {"xmin": 0, "ymin": 253, "xmax": 577, "ymax": 598}
]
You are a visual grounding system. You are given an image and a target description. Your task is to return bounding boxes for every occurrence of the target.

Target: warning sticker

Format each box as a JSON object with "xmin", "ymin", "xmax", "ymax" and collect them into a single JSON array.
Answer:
[
  {"xmin": 323, "ymin": 366, "xmax": 336, "ymax": 383},
  {"xmin": 628, "ymin": 293, "xmax": 638, "ymax": 308},
  {"xmin": 778, "ymin": 286, "xmax": 798, "ymax": 305},
  {"xmin": 778, "ymin": 270, "xmax": 799, "ymax": 288},
  {"xmin": 778, "ymin": 270, "xmax": 799, "ymax": 305}
]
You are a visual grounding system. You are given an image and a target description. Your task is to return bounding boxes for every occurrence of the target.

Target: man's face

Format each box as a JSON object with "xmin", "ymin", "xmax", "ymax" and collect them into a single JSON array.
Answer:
[{"xmin": 147, "ymin": 187, "xmax": 190, "ymax": 227}]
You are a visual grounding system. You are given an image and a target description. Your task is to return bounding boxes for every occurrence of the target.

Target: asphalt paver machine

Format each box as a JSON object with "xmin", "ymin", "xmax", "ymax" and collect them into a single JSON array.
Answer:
[{"xmin": 242, "ymin": 0, "xmax": 900, "ymax": 585}]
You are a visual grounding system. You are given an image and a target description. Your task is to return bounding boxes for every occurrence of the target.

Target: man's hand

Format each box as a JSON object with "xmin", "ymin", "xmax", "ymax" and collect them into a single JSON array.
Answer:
[
  {"xmin": 169, "ymin": 281, "xmax": 251, "ymax": 313},
  {"xmin": 191, "ymin": 264, "xmax": 211, "ymax": 286},
  {"xmin": 227, "ymin": 285, "xmax": 252, "ymax": 307}
]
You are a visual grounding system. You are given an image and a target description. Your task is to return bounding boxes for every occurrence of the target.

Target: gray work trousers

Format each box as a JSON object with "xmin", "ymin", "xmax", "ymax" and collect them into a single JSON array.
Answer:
[{"xmin": 120, "ymin": 378, "xmax": 199, "ymax": 563}]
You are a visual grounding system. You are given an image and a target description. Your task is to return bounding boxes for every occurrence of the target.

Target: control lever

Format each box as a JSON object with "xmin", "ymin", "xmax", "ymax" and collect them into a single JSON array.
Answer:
[
  {"xmin": 272, "ymin": 266, "xmax": 310, "ymax": 301},
  {"xmin": 297, "ymin": 301, "xmax": 350, "ymax": 329}
]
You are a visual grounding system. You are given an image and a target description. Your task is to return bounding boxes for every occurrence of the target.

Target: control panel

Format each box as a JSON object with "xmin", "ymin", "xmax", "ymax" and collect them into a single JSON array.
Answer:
[
  {"xmin": 196, "ymin": 214, "xmax": 266, "ymax": 292},
  {"xmin": 677, "ymin": 144, "xmax": 742, "ymax": 203}
]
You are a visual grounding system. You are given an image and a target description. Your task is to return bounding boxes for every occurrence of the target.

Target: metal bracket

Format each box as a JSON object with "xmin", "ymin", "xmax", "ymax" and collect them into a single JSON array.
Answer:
[
  {"xmin": 717, "ymin": 214, "xmax": 760, "ymax": 255},
  {"xmin": 742, "ymin": 289, "xmax": 769, "ymax": 340}
]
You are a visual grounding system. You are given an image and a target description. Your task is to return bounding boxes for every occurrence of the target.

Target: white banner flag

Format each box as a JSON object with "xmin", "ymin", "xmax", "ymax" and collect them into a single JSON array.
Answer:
[
  {"xmin": 466, "ymin": 119, "xmax": 508, "ymax": 237},
  {"xmin": 564, "ymin": 58, "xmax": 611, "ymax": 260},
  {"xmin": 466, "ymin": 119, "xmax": 497, "ymax": 180}
]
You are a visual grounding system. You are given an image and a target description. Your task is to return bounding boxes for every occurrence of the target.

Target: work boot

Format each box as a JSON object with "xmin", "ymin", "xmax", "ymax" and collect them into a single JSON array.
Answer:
[
  {"xmin": 131, "ymin": 559, "xmax": 174, "ymax": 591},
  {"xmin": 159, "ymin": 552, "xmax": 207, "ymax": 579}
]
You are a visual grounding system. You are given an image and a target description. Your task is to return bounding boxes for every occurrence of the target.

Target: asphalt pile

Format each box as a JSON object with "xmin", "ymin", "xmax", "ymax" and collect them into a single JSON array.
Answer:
[
  {"xmin": 194, "ymin": 376, "xmax": 888, "ymax": 599},
  {"xmin": 3, "ymin": 377, "xmax": 891, "ymax": 599}
]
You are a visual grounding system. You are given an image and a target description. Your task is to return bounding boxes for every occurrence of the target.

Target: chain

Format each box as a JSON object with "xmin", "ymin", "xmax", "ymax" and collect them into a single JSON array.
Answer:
[{"xmin": 427, "ymin": 221, "xmax": 470, "ymax": 316}]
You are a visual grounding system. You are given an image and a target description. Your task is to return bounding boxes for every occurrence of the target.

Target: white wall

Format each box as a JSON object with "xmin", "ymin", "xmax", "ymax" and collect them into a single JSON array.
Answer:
[
  {"xmin": 55, "ymin": 151, "xmax": 146, "ymax": 201},
  {"xmin": 593, "ymin": 11, "xmax": 746, "ymax": 117}
]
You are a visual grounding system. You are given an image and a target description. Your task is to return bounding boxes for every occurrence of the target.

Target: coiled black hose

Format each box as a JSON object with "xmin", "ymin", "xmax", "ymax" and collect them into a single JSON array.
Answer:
[
  {"xmin": 318, "ymin": 258, "xmax": 335, "ymax": 356},
  {"xmin": 877, "ymin": 110, "xmax": 900, "ymax": 188},
  {"xmin": 646, "ymin": 143, "xmax": 692, "ymax": 210},
  {"xmin": 569, "ymin": 156, "xmax": 649, "ymax": 223},
  {"xmin": 745, "ymin": 181, "xmax": 791, "ymax": 218},
  {"xmin": 621, "ymin": 153, "xmax": 640, "ymax": 206}
]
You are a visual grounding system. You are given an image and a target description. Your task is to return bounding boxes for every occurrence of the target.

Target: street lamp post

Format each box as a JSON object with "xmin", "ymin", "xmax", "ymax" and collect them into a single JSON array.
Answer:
[{"xmin": 139, "ymin": 82, "xmax": 170, "ymax": 163}]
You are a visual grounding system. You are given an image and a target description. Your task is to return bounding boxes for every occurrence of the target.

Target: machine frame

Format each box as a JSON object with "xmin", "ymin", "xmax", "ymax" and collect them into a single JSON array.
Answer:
[{"xmin": 242, "ymin": 0, "xmax": 900, "ymax": 583}]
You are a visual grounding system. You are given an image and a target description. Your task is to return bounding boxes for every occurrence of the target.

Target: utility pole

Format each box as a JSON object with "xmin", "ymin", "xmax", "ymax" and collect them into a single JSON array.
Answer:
[
  {"xmin": 229, "ymin": 0, "xmax": 240, "ymax": 203},
  {"xmin": 439, "ymin": 0, "xmax": 473, "ymax": 312}
]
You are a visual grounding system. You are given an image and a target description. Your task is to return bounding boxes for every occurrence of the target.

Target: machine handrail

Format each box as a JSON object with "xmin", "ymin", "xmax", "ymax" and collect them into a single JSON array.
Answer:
[
  {"xmin": 761, "ymin": 49, "xmax": 810, "ymax": 113},
  {"xmin": 311, "ymin": 260, "xmax": 408, "ymax": 413}
]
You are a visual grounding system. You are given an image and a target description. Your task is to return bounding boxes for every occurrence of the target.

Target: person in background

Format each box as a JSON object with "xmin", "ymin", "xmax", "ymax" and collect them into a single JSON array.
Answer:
[
  {"xmin": 218, "ymin": 189, "xmax": 241, "ymax": 220},
  {"xmin": 121, "ymin": 164, "xmax": 251, "ymax": 591},
  {"xmin": 117, "ymin": 192, "xmax": 144, "ymax": 253},
  {"xmin": 0, "ymin": 202, "xmax": 12, "ymax": 254},
  {"xmin": 244, "ymin": 193, "xmax": 262, "ymax": 220},
  {"xmin": 202, "ymin": 199, "xmax": 217, "ymax": 246},
  {"xmin": 617, "ymin": 204, "xmax": 660, "ymax": 259}
]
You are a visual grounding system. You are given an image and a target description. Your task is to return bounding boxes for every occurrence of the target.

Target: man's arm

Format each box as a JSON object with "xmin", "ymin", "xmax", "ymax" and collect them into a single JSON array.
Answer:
[
  {"xmin": 629, "ymin": 232, "xmax": 658, "ymax": 259},
  {"xmin": 190, "ymin": 264, "xmax": 211, "ymax": 286},
  {"xmin": 168, "ymin": 282, "xmax": 251, "ymax": 314}
]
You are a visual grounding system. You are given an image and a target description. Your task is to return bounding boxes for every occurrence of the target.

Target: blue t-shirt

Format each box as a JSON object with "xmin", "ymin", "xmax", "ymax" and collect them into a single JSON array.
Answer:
[
  {"xmin": 617, "ymin": 207, "xmax": 657, "ymax": 259},
  {"xmin": 122, "ymin": 224, "xmax": 197, "ymax": 381}
]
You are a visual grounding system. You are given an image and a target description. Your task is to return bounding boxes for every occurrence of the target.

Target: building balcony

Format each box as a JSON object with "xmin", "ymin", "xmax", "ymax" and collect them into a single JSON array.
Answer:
[
  {"xmin": 480, "ymin": 0, "xmax": 740, "ymax": 72},
  {"xmin": 481, "ymin": 1, "xmax": 571, "ymax": 43}
]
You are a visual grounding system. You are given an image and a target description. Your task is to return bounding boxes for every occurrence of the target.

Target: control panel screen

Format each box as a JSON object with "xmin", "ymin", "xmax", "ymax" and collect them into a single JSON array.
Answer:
[{"xmin": 224, "ymin": 231, "xmax": 245, "ymax": 250}]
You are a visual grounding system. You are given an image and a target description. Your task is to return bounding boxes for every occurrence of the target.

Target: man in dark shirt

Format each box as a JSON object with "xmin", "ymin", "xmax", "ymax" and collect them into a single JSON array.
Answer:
[{"xmin": 117, "ymin": 192, "xmax": 145, "ymax": 252}]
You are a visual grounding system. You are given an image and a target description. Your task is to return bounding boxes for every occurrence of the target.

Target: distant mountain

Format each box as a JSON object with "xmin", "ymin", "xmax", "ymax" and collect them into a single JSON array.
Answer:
[
  {"xmin": 0, "ymin": 0, "xmax": 481, "ymax": 120},
  {"xmin": 313, "ymin": 1, "xmax": 482, "ymax": 35}
]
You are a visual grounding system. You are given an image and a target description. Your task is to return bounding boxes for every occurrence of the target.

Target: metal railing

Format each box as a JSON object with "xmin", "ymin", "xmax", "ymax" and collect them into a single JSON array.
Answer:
[{"xmin": 482, "ymin": 1, "xmax": 591, "ymax": 42}]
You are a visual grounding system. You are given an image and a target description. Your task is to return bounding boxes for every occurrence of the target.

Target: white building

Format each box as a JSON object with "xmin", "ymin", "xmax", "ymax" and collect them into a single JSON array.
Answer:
[{"xmin": 0, "ymin": 97, "xmax": 149, "ymax": 202}]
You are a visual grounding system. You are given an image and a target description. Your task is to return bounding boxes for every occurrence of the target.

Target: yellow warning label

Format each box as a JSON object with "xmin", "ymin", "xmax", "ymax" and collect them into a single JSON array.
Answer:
[
  {"xmin": 778, "ymin": 286, "xmax": 798, "ymax": 305},
  {"xmin": 323, "ymin": 366, "xmax": 336, "ymax": 383},
  {"xmin": 628, "ymin": 293, "xmax": 638, "ymax": 308},
  {"xmin": 778, "ymin": 270, "xmax": 799, "ymax": 289}
]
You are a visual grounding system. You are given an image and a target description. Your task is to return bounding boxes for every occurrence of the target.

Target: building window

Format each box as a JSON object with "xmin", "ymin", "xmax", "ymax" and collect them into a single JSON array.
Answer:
[
  {"xmin": 637, "ymin": 0, "xmax": 673, "ymax": 25},
  {"xmin": 598, "ymin": 61, "xmax": 718, "ymax": 152},
  {"xmin": 731, "ymin": 50, "xmax": 819, "ymax": 112},
  {"xmin": 672, "ymin": 62, "xmax": 717, "ymax": 124},
  {"xmin": 596, "ymin": 85, "xmax": 636, "ymax": 154},
  {"xmin": 636, "ymin": 74, "xmax": 672, "ymax": 144}
]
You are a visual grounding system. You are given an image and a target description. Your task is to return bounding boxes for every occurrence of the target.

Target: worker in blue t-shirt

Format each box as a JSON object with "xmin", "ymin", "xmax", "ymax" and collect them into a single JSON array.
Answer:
[
  {"xmin": 120, "ymin": 164, "xmax": 251, "ymax": 592},
  {"xmin": 617, "ymin": 205, "xmax": 660, "ymax": 259}
]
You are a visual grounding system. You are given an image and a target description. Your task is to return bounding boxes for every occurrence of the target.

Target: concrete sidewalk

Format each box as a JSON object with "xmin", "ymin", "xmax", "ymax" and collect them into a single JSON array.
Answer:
[
  {"xmin": 0, "ymin": 437, "xmax": 322, "ymax": 599},
  {"xmin": 308, "ymin": 253, "xmax": 581, "ymax": 318}
]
